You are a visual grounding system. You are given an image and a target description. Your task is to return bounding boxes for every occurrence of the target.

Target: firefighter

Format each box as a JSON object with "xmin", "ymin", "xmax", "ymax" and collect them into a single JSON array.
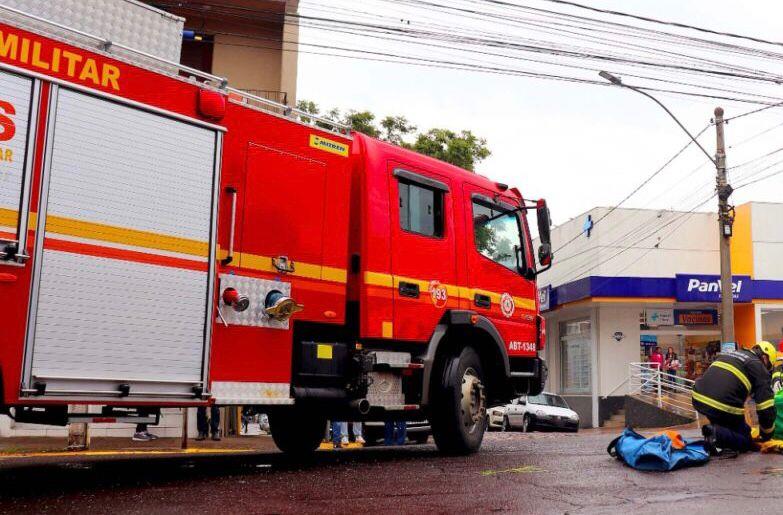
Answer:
[
  {"xmin": 693, "ymin": 341, "xmax": 777, "ymax": 454},
  {"xmin": 772, "ymin": 341, "xmax": 783, "ymax": 393}
]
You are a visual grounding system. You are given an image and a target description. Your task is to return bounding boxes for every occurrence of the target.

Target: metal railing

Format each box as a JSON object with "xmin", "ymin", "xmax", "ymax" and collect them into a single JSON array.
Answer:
[
  {"xmin": 628, "ymin": 362, "xmax": 700, "ymax": 422},
  {"xmin": 0, "ymin": 3, "xmax": 350, "ymax": 136}
]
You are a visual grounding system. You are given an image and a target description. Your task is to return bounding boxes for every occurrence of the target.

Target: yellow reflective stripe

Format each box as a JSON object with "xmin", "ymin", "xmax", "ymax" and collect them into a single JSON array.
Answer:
[
  {"xmin": 757, "ymin": 398, "xmax": 775, "ymax": 411},
  {"xmin": 712, "ymin": 361, "xmax": 751, "ymax": 392},
  {"xmin": 362, "ymin": 272, "xmax": 536, "ymax": 309},
  {"xmin": 762, "ymin": 425, "xmax": 775, "ymax": 434},
  {"xmin": 692, "ymin": 391, "xmax": 745, "ymax": 415}
]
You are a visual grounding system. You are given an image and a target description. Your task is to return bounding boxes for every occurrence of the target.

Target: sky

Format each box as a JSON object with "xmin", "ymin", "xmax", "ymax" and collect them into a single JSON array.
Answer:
[{"xmin": 296, "ymin": 0, "xmax": 783, "ymax": 228}]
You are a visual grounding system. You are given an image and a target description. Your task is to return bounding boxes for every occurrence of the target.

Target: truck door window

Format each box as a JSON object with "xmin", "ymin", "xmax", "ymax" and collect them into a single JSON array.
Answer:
[
  {"xmin": 472, "ymin": 199, "xmax": 525, "ymax": 271},
  {"xmin": 398, "ymin": 180, "xmax": 444, "ymax": 238}
]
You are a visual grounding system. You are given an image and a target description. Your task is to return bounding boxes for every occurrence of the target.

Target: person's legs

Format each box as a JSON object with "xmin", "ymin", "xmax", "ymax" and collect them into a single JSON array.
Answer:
[
  {"xmin": 332, "ymin": 421, "xmax": 348, "ymax": 447},
  {"xmin": 210, "ymin": 406, "xmax": 221, "ymax": 440},
  {"xmin": 353, "ymin": 421, "xmax": 365, "ymax": 444},
  {"xmin": 196, "ymin": 406, "xmax": 208, "ymax": 439},
  {"xmin": 384, "ymin": 420, "xmax": 394, "ymax": 445},
  {"xmin": 705, "ymin": 415, "xmax": 752, "ymax": 453},
  {"xmin": 395, "ymin": 421, "xmax": 407, "ymax": 445}
]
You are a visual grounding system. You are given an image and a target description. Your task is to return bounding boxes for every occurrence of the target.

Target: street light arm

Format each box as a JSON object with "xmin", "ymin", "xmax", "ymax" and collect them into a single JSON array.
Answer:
[
  {"xmin": 625, "ymin": 85, "xmax": 716, "ymax": 165},
  {"xmin": 598, "ymin": 71, "xmax": 716, "ymax": 166}
]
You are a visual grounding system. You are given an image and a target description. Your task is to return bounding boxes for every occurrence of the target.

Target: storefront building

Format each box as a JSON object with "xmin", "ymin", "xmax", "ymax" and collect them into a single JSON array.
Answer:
[{"xmin": 538, "ymin": 203, "xmax": 783, "ymax": 428}]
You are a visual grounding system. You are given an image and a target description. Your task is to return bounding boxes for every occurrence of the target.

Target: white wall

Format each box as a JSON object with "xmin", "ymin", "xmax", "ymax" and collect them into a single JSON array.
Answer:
[
  {"xmin": 752, "ymin": 202, "xmax": 783, "ymax": 280},
  {"xmin": 0, "ymin": 408, "xmax": 198, "ymax": 438},
  {"xmin": 540, "ymin": 207, "xmax": 719, "ymax": 288},
  {"xmin": 597, "ymin": 305, "xmax": 643, "ymax": 397}
]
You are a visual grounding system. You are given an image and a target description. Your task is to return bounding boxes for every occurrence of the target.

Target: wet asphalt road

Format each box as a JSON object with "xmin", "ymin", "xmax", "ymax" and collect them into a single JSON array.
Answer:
[{"xmin": 3, "ymin": 430, "xmax": 783, "ymax": 514}]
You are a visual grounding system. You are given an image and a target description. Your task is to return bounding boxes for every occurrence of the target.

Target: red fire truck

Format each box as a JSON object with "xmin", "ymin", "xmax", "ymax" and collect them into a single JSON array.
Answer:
[{"xmin": 0, "ymin": 8, "xmax": 552, "ymax": 455}]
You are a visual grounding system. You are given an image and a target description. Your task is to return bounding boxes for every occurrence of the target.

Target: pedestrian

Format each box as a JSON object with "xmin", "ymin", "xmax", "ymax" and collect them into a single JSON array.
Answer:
[
  {"xmin": 196, "ymin": 405, "xmax": 221, "ymax": 441},
  {"xmin": 693, "ymin": 341, "xmax": 776, "ymax": 454},
  {"xmin": 665, "ymin": 347, "xmax": 680, "ymax": 388},
  {"xmin": 132, "ymin": 409, "xmax": 159, "ymax": 442},
  {"xmin": 384, "ymin": 420, "xmax": 407, "ymax": 446},
  {"xmin": 649, "ymin": 347, "xmax": 664, "ymax": 371},
  {"xmin": 331, "ymin": 421, "xmax": 365, "ymax": 448}
]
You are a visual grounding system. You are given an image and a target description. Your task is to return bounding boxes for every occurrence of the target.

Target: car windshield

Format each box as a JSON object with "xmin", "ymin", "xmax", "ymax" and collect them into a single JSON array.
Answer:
[
  {"xmin": 527, "ymin": 394, "xmax": 546, "ymax": 405},
  {"xmin": 546, "ymin": 394, "xmax": 569, "ymax": 408}
]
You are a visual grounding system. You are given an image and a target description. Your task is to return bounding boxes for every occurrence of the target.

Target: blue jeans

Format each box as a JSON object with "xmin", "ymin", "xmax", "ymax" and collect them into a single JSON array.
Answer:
[
  {"xmin": 332, "ymin": 422, "xmax": 363, "ymax": 444},
  {"xmin": 384, "ymin": 420, "xmax": 407, "ymax": 445}
]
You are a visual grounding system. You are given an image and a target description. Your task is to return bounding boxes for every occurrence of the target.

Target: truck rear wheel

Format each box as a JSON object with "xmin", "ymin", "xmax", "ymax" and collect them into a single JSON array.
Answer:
[
  {"xmin": 268, "ymin": 409, "xmax": 326, "ymax": 457},
  {"xmin": 430, "ymin": 346, "xmax": 487, "ymax": 455}
]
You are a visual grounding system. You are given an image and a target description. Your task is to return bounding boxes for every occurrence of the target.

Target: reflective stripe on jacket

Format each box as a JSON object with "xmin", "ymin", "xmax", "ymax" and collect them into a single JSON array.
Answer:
[{"xmin": 693, "ymin": 349, "xmax": 775, "ymax": 439}]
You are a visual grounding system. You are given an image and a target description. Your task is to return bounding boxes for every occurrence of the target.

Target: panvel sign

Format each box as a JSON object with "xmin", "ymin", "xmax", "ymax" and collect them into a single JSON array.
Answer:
[{"xmin": 675, "ymin": 274, "xmax": 752, "ymax": 303}]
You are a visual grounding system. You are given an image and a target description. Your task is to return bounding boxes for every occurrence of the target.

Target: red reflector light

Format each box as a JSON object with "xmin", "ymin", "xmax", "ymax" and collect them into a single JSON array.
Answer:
[
  {"xmin": 198, "ymin": 89, "xmax": 227, "ymax": 120},
  {"xmin": 470, "ymin": 315, "xmax": 479, "ymax": 325},
  {"xmin": 91, "ymin": 417, "xmax": 117, "ymax": 423}
]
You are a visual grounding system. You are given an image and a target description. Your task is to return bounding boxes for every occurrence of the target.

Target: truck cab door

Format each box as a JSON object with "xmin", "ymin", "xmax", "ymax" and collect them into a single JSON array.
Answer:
[
  {"xmin": 388, "ymin": 163, "xmax": 457, "ymax": 340},
  {"xmin": 462, "ymin": 184, "xmax": 538, "ymax": 358}
]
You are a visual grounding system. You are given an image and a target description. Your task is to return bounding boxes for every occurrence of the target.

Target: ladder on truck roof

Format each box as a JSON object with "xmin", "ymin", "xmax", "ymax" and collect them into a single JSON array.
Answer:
[{"xmin": 0, "ymin": 3, "xmax": 351, "ymax": 136}]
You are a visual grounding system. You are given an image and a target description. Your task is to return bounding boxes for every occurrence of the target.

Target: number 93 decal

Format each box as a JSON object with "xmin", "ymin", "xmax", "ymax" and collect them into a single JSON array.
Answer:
[{"xmin": 429, "ymin": 280, "xmax": 448, "ymax": 308}]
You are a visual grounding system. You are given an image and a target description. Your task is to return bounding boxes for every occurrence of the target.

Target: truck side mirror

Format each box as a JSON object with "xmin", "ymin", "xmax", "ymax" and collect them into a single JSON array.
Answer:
[{"xmin": 536, "ymin": 200, "xmax": 553, "ymax": 271}]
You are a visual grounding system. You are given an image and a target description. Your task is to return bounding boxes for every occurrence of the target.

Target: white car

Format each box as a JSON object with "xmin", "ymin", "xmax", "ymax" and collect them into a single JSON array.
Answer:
[{"xmin": 488, "ymin": 392, "xmax": 580, "ymax": 432}]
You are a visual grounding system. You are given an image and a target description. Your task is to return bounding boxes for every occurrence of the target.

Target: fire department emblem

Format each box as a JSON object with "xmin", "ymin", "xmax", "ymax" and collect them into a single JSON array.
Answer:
[
  {"xmin": 429, "ymin": 280, "xmax": 448, "ymax": 308},
  {"xmin": 500, "ymin": 293, "xmax": 515, "ymax": 318}
]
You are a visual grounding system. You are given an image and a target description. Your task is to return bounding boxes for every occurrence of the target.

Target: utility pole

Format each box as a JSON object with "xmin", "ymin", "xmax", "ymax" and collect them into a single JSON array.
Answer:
[
  {"xmin": 598, "ymin": 72, "xmax": 736, "ymax": 344},
  {"xmin": 714, "ymin": 107, "xmax": 735, "ymax": 345}
]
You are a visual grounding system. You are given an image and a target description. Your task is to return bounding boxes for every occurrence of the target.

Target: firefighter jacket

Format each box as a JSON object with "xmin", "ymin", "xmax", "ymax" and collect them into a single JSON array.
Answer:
[
  {"xmin": 693, "ymin": 349, "xmax": 776, "ymax": 440},
  {"xmin": 773, "ymin": 363, "xmax": 783, "ymax": 393}
]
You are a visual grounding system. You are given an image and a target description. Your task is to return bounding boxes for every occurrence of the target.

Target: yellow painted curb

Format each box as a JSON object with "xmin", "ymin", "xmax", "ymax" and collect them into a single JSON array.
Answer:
[{"xmin": 0, "ymin": 448, "xmax": 257, "ymax": 459}]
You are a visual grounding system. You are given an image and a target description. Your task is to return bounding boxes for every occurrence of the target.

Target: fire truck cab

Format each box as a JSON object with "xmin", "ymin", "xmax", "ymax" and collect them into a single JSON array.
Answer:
[{"xmin": 0, "ymin": 6, "xmax": 552, "ymax": 455}]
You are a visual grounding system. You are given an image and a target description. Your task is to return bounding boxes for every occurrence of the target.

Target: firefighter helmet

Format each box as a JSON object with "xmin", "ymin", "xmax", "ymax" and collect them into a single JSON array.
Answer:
[{"xmin": 755, "ymin": 341, "xmax": 777, "ymax": 370}]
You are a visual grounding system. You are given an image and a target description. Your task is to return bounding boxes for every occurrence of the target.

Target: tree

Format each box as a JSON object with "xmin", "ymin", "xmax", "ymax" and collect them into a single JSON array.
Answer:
[
  {"xmin": 412, "ymin": 129, "xmax": 490, "ymax": 171},
  {"xmin": 343, "ymin": 111, "xmax": 380, "ymax": 138},
  {"xmin": 295, "ymin": 100, "xmax": 490, "ymax": 170},
  {"xmin": 380, "ymin": 115, "xmax": 417, "ymax": 146}
]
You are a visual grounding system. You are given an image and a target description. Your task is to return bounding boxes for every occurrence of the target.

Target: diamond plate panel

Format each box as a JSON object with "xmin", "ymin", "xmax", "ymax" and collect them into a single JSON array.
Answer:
[
  {"xmin": 219, "ymin": 274, "xmax": 291, "ymax": 329},
  {"xmin": 367, "ymin": 371, "xmax": 404, "ymax": 407},
  {"xmin": 0, "ymin": 0, "xmax": 184, "ymax": 67},
  {"xmin": 211, "ymin": 381, "xmax": 294, "ymax": 405}
]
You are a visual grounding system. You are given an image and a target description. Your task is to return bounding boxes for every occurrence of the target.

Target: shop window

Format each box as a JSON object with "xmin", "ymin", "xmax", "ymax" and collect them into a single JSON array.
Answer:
[
  {"xmin": 560, "ymin": 319, "xmax": 591, "ymax": 394},
  {"xmin": 761, "ymin": 308, "xmax": 783, "ymax": 343}
]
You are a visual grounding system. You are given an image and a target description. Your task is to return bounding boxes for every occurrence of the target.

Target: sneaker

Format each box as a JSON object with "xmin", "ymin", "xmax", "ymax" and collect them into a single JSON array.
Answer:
[
  {"xmin": 196, "ymin": 432, "xmax": 207, "ymax": 441},
  {"xmin": 132, "ymin": 431, "xmax": 154, "ymax": 442},
  {"xmin": 355, "ymin": 436, "xmax": 366, "ymax": 445},
  {"xmin": 211, "ymin": 433, "xmax": 221, "ymax": 441},
  {"xmin": 146, "ymin": 432, "xmax": 159, "ymax": 440},
  {"xmin": 341, "ymin": 436, "xmax": 349, "ymax": 446}
]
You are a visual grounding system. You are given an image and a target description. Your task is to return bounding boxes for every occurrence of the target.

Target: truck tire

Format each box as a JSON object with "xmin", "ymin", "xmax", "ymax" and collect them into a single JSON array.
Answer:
[
  {"xmin": 268, "ymin": 409, "xmax": 326, "ymax": 457},
  {"xmin": 430, "ymin": 346, "xmax": 487, "ymax": 455}
]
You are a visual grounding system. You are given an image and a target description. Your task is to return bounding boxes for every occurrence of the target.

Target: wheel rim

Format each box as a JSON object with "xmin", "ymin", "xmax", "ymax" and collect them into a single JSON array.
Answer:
[
  {"xmin": 460, "ymin": 366, "xmax": 486, "ymax": 435},
  {"xmin": 523, "ymin": 416, "xmax": 529, "ymax": 432},
  {"xmin": 502, "ymin": 417, "xmax": 509, "ymax": 431}
]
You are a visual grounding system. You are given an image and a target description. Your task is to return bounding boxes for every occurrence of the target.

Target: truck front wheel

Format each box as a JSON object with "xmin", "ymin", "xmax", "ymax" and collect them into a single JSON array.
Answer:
[
  {"xmin": 268, "ymin": 409, "xmax": 326, "ymax": 457},
  {"xmin": 430, "ymin": 346, "xmax": 487, "ymax": 455}
]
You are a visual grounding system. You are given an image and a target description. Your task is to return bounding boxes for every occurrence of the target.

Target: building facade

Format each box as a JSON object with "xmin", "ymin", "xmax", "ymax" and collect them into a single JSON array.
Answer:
[
  {"xmin": 538, "ymin": 203, "xmax": 783, "ymax": 428},
  {"xmin": 143, "ymin": 0, "xmax": 300, "ymax": 105}
]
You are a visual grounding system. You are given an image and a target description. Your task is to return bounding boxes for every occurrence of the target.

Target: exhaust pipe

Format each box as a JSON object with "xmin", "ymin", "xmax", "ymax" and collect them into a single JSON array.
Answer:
[{"xmin": 350, "ymin": 398, "xmax": 371, "ymax": 415}]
